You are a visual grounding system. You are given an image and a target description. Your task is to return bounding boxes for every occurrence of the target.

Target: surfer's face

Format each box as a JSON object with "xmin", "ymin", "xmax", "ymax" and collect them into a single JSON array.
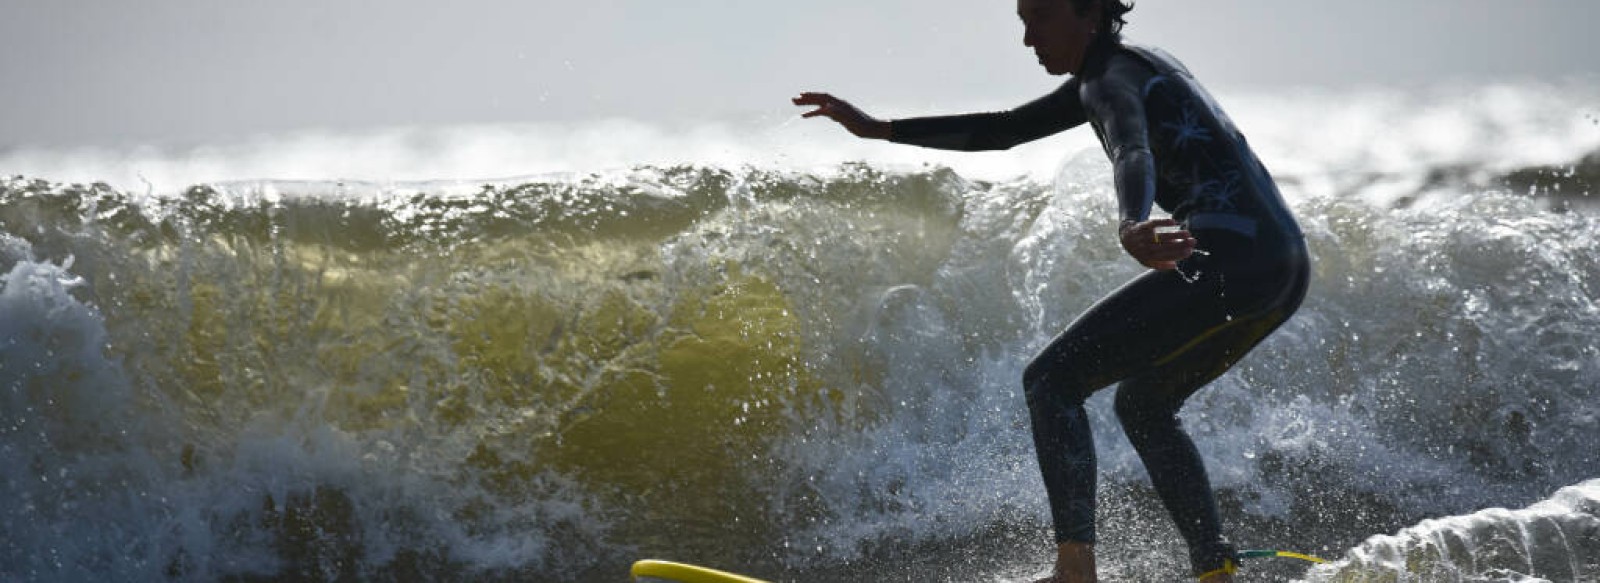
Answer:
[{"xmin": 1018, "ymin": 0, "xmax": 1100, "ymax": 75}]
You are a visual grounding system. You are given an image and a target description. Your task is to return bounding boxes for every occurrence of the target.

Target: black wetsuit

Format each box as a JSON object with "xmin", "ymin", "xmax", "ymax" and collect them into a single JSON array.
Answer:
[{"xmin": 888, "ymin": 38, "xmax": 1309, "ymax": 577}]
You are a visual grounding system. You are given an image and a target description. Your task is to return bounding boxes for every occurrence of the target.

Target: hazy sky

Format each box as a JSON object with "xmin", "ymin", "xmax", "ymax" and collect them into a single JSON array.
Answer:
[{"xmin": 2, "ymin": 0, "xmax": 1596, "ymax": 149}]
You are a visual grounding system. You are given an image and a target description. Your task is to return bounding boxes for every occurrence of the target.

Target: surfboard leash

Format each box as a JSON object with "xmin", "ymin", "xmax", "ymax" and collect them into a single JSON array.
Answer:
[{"xmin": 1238, "ymin": 549, "xmax": 1328, "ymax": 564}]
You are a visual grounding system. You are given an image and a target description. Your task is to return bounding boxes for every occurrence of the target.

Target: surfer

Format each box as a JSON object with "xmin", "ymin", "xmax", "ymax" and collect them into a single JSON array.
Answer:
[{"xmin": 793, "ymin": 1, "xmax": 1309, "ymax": 581}]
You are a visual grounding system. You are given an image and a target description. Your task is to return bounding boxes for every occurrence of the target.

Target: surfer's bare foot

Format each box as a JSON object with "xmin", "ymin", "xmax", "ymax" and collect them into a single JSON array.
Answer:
[{"xmin": 1031, "ymin": 541, "xmax": 1096, "ymax": 583}]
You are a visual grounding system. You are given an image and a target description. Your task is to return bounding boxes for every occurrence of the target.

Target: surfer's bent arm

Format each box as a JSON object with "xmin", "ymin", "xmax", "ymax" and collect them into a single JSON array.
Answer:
[
  {"xmin": 889, "ymin": 79, "xmax": 1087, "ymax": 151},
  {"xmin": 1085, "ymin": 58, "xmax": 1158, "ymax": 226}
]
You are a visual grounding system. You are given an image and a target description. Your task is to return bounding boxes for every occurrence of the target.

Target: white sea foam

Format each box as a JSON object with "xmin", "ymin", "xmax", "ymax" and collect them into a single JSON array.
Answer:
[
  {"xmin": 3, "ymin": 81, "xmax": 1595, "ymax": 198},
  {"xmin": 1301, "ymin": 479, "xmax": 1600, "ymax": 582}
]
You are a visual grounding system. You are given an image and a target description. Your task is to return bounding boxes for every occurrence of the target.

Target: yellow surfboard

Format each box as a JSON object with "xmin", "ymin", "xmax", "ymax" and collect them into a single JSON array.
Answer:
[
  {"xmin": 631, "ymin": 559, "xmax": 771, "ymax": 583},
  {"xmin": 633, "ymin": 550, "xmax": 1323, "ymax": 581}
]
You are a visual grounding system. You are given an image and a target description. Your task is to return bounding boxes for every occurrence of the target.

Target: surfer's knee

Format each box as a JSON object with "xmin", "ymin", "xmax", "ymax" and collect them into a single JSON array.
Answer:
[
  {"xmin": 1021, "ymin": 359, "xmax": 1049, "ymax": 400},
  {"xmin": 1022, "ymin": 359, "xmax": 1090, "ymax": 410},
  {"xmin": 1112, "ymin": 385, "xmax": 1178, "ymax": 434}
]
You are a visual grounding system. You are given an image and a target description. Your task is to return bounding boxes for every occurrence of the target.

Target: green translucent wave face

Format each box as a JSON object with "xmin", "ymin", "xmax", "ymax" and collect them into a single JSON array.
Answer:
[{"xmin": 0, "ymin": 166, "xmax": 970, "ymax": 571}]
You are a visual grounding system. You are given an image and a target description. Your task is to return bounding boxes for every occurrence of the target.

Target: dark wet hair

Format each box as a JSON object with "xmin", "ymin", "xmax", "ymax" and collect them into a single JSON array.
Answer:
[{"xmin": 1069, "ymin": 0, "xmax": 1133, "ymax": 37}]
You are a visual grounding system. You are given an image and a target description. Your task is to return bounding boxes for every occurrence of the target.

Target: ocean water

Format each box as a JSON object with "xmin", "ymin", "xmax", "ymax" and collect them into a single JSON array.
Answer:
[{"xmin": 2, "ymin": 81, "xmax": 1599, "ymax": 582}]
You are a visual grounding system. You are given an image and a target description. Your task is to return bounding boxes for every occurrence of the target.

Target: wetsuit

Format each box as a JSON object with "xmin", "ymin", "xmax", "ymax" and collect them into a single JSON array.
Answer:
[{"xmin": 888, "ymin": 37, "xmax": 1309, "ymax": 578}]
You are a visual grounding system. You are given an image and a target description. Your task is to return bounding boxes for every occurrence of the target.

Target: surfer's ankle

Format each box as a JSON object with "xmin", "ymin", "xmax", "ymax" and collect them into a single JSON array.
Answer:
[{"xmin": 1192, "ymin": 543, "xmax": 1239, "ymax": 582}]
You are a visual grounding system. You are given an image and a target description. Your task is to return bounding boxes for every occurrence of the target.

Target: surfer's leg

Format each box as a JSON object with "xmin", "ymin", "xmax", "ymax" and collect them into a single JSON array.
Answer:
[
  {"xmin": 1023, "ymin": 379, "xmax": 1098, "ymax": 544},
  {"xmin": 1114, "ymin": 355, "xmax": 1240, "ymax": 577},
  {"xmin": 1025, "ymin": 240, "xmax": 1306, "ymax": 577},
  {"xmin": 1024, "ymin": 269, "xmax": 1184, "ymax": 544},
  {"xmin": 1023, "ymin": 272, "xmax": 1221, "ymax": 583},
  {"xmin": 1112, "ymin": 284, "xmax": 1305, "ymax": 578}
]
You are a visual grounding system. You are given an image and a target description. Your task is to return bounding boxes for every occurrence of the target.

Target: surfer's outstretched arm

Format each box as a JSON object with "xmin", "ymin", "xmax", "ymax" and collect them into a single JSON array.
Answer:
[
  {"xmin": 793, "ymin": 82, "xmax": 1087, "ymax": 151},
  {"xmin": 888, "ymin": 80, "xmax": 1087, "ymax": 151}
]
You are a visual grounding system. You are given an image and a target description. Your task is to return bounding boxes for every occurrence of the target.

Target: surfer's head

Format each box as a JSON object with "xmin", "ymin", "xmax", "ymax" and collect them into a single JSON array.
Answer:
[
  {"xmin": 1068, "ymin": 0, "xmax": 1132, "ymax": 38},
  {"xmin": 1018, "ymin": 0, "xmax": 1131, "ymax": 75}
]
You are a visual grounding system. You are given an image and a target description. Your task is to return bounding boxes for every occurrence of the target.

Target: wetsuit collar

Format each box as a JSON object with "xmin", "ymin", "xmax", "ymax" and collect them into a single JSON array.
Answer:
[{"xmin": 1077, "ymin": 32, "xmax": 1119, "ymax": 78}]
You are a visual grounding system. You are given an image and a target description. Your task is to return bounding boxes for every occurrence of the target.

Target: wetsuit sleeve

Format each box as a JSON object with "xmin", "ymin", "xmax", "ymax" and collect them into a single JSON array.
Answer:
[
  {"xmin": 1083, "ymin": 59, "xmax": 1157, "ymax": 224},
  {"xmin": 888, "ymin": 79, "xmax": 1086, "ymax": 151}
]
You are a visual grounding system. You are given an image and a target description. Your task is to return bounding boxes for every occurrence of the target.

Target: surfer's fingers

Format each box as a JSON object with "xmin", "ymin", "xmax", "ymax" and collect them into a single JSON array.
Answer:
[
  {"xmin": 794, "ymin": 93, "xmax": 846, "ymax": 120},
  {"xmin": 792, "ymin": 92, "xmax": 837, "ymax": 106},
  {"xmin": 1153, "ymin": 229, "xmax": 1193, "ymax": 245}
]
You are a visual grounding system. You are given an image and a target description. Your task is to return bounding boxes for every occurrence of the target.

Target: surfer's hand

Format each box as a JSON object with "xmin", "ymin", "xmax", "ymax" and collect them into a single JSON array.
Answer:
[
  {"xmin": 1119, "ymin": 218, "xmax": 1196, "ymax": 271},
  {"xmin": 792, "ymin": 92, "xmax": 891, "ymax": 139}
]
